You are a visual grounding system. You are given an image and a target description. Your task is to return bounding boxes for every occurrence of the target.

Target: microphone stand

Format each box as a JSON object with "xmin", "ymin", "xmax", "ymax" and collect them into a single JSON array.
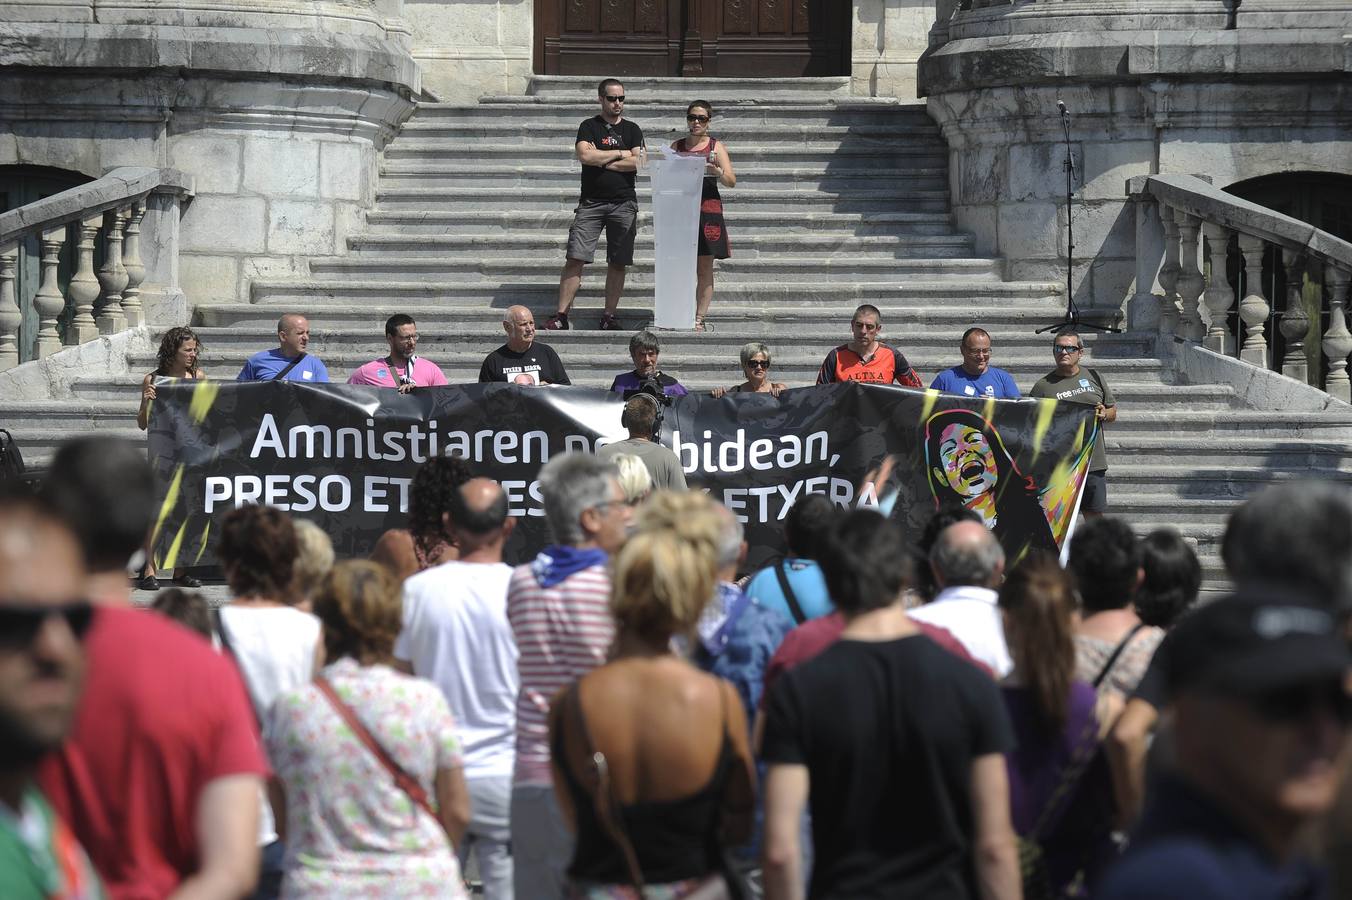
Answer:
[{"xmin": 1037, "ymin": 101, "xmax": 1119, "ymax": 335}]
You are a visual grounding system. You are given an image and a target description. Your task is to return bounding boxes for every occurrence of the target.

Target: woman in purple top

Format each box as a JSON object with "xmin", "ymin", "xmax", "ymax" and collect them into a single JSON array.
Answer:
[{"xmin": 999, "ymin": 554, "xmax": 1118, "ymax": 897}]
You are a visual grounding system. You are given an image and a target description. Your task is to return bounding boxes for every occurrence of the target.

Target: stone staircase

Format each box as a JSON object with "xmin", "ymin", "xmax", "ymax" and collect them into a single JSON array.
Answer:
[{"xmin": 6, "ymin": 75, "xmax": 1352, "ymax": 586}]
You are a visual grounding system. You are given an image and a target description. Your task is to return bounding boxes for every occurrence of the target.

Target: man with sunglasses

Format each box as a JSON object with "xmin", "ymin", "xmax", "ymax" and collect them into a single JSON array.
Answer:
[
  {"xmin": 1029, "ymin": 330, "xmax": 1116, "ymax": 514},
  {"xmin": 547, "ymin": 78, "xmax": 645, "ymax": 332},
  {"xmin": 0, "ymin": 491, "xmax": 103, "ymax": 899},
  {"xmin": 816, "ymin": 304, "xmax": 923, "ymax": 387},
  {"xmin": 1099, "ymin": 590, "xmax": 1352, "ymax": 900}
]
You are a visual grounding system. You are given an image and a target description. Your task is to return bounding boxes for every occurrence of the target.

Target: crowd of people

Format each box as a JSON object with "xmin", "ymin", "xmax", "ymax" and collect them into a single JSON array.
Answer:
[{"xmin": 4, "ymin": 428, "xmax": 1351, "ymax": 900}]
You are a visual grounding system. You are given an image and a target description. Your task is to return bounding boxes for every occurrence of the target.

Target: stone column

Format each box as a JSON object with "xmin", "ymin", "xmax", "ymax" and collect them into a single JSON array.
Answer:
[
  {"xmin": 0, "ymin": 246, "xmax": 19, "ymax": 371},
  {"xmin": 1157, "ymin": 207, "xmax": 1181, "ymax": 340},
  {"xmin": 1321, "ymin": 266, "xmax": 1352, "ymax": 402},
  {"xmin": 96, "ymin": 207, "xmax": 129, "ymax": 335},
  {"xmin": 1126, "ymin": 186, "xmax": 1163, "ymax": 332},
  {"xmin": 66, "ymin": 214, "xmax": 103, "ymax": 346},
  {"xmin": 121, "ymin": 199, "xmax": 148, "ymax": 329},
  {"xmin": 1201, "ymin": 221, "xmax": 1234, "ymax": 354},
  {"xmin": 1279, "ymin": 248, "xmax": 1310, "ymax": 384},
  {"xmin": 1236, "ymin": 234, "xmax": 1270, "ymax": 368},
  {"xmin": 1175, "ymin": 213, "xmax": 1206, "ymax": 342},
  {"xmin": 32, "ymin": 225, "xmax": 68, "ymax": 359}
]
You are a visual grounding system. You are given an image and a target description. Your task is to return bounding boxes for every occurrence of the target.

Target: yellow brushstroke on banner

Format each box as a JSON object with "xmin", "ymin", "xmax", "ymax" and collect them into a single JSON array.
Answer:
[
  {"xmin": 1042, "ymin": 442, "xmax": 1093, "ymax": 544},
  {"xmin": 161, "ymin": 519, "xmax": 189, "ymax": 571},
  {"xmin": 188, "ymin": 380, "xmax": 221, "ymax": 424},
  {"xmin": 194, "ymin": 521, "xmax": 212, "ymax": 565},
  {"xmin": 1029, "ymin": 398, "xmax": 1057, "ymax": 466},
  {"xmin": 1074, "ymin": 419, "xmax": 1088, "ymax": 453},
  {"xmin": 982, "ymin": 397, "xmax": 996, "ymax": 425},
  {"xmin": 152, "ymin": 465, "xmax": 184, "ymax": 545},
  {"xmin": 920, "ymin": 389, "xmax": 940, "ymax": 423}
]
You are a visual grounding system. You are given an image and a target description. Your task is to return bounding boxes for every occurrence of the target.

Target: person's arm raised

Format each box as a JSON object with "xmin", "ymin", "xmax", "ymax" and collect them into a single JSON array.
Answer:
[{"xmin": 167, "ymin": 773, "xmax": 262, "ymax": 900}]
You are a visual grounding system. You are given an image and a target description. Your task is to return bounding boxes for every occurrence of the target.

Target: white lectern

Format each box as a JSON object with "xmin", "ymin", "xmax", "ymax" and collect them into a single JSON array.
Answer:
[{"xmin": 643, "ymin": 147, "xmax": 706, "ymax": 330}]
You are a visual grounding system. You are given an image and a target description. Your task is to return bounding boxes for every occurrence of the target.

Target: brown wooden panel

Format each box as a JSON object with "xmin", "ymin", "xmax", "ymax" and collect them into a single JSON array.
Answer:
[
  {"xmin": 564, "ymin": 0, "xmax": 594, "ymax": 32},
  {"xmin": 539, "ymin": 0, "xmax": 678, "ymax": 75},
  {"xmin": 793, "ymin": 0, "xmax": 809, "ymax": 33}
]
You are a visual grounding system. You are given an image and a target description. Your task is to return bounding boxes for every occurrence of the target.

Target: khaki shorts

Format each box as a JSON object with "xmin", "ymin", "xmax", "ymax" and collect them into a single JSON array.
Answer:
[{"xmin": 566, "ymin": 198, "xmax": 639, "ymax": 266}]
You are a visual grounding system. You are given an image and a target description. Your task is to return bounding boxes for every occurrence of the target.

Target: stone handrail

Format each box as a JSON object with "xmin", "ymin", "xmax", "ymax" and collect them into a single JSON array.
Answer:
[
  {"xmin": 1128, "ymin": 173, "xmax": 1352, "ymax": 402},
  {"xmin": 0, "ymin": 167, "xmax": 194, "ymax": 370}
]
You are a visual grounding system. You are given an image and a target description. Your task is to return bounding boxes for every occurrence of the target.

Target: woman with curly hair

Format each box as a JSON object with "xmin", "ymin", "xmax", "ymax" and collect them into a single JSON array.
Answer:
[
  {"xmin": 135, "ymin": 325, "xmax": 206, "ymax": 589},
  {"xmin": 267, "ymin": 560, "xmax": 472, "ymax": 897},
  {"xmin": 548, "ymin": 491, "xmax": 755, "ymax": 898},
  {"xmin": 370, "ymin": 454, "xmax": 475, "ymax": 581}
]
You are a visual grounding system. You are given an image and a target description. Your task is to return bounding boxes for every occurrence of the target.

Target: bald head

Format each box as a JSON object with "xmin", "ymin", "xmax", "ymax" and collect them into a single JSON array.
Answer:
[
  {"xmin": 930, "ymin": 519, "xmax": 1005, "ymax": 589},
  {"xmin": 277, "ymin": 314, "xmax": 310, "ymax": 358},
  {"xmin": 446, "ymin": 477, "xmax": 512, "ymax": 557},
  {"xmin": 503, "ymin": 305, "xmax": 536, "ymax": 352}
]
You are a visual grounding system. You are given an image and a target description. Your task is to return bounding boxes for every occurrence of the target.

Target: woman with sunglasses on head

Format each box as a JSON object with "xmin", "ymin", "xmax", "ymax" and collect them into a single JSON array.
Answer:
[
  {"xmin": 710, "ymin": 341, "xmax": 785, "ymax": 399},
  {"xmin": 672, "ymin": 100, "xmax": 736, "ymax": 333}
]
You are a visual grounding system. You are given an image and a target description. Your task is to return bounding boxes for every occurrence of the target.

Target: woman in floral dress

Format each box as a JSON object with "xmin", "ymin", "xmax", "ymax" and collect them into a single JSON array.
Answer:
[{"xmin": 267, "ymin": 560, "xmax": 472, "ymax": 898}]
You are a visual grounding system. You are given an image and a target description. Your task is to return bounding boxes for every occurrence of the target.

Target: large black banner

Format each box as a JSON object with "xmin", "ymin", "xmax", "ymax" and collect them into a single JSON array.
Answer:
[{"xmin": 147, "ymin": 382, "xmax": 1098, "ymax": 571}]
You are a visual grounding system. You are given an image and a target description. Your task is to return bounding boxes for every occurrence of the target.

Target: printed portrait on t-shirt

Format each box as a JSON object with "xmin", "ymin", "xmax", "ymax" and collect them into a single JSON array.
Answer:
[{"xmin": 922, "ymin": 408, "xmax": 1058, "ymax": 563}]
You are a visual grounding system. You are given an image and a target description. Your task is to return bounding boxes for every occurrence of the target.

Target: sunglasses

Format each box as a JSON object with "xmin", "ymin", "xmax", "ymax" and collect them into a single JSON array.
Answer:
[
  {"xmin": 1053, "ymin": 345, "xmax": 1082, "ymax": 355},
  {"xmin": 604, "ymin": 95, "xmax": 626, "ymax": 102},
  {"xmin": 687, "ymin": 114, "xmax": 710, "ymax": 123},
  {"xmin": 0, "ymin": 602, "xmax": 94, "ymax": 648},
  {"xmin": 1251, "ymin": 681, "xmax": 1352, "ymax": 726},
  {"xmin": 746, "ymin": 360, "xmax": 770, "ymax": 370}
]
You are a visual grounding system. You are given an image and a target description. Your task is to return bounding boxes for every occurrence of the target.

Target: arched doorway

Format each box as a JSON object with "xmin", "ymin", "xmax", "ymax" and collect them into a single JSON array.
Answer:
[{"xmin": 535, "ymin": 0, "xmax": 850, "ymax": 77}]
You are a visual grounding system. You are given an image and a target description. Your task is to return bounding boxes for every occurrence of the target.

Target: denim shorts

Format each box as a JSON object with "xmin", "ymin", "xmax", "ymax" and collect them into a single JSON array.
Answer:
[{"xmin": 566, "ymin": 198, "xmax": 639, "ymax": 266}]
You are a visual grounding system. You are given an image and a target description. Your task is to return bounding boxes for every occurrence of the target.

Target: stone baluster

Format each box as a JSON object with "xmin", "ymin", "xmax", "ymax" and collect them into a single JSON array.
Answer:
[
  {"xmin": 1201, "ymin": 221, "xmax": 1234, "ymax": 354},
  {"xmin": 1279, "ymin": 248, "xmax": 1310, "ymax": 383},
  {"xmin": 1236, "ymin": 234, "xmax": 1270, "ymax": 368},
  {"xmin": 1321, "ymin": 265, "xmax": 1352, "ymax": 402},
  {"xmin": 0, "ymin": 245, "xmax": 19, "ymax": 370},
  {"xmin": 1157, "ymin": 207, "xmax": 1181, "ymax": 339},
  {"xmin": 96, "ymin": 207, "xmax": 129, "ymax": 335},
  {"xmin": 1175, "ymin": 213, "xmax": 1206, "ymax": 341},
  {"xmin": 66, "ymin": 213, "xmax": 103, "ymax": 345},
  {"xmin": 121, "ymin": 199, "xmax": 148, "ymax": 329},
  {"xmin": 32, "ymin": 225, "xmax": 69, "ymax": 359}
]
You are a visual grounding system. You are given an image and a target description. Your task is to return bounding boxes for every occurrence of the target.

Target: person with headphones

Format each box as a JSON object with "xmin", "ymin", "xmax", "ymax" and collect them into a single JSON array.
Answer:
[{"xmin": 597, "ymin": 393, "xmax": 687, "ymax": 491}]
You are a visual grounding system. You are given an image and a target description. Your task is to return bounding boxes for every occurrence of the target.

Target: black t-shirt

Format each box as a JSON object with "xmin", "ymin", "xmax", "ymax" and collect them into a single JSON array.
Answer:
[
  {"xmin": 576, "ymin": 116, "xmax": 644, "ymax": 202},
  {"xmin": 478, "ymin": 342, "xmax": 571, "ymax": 385},
  {"xmin": 762, "ymin": 635, "xmax": 1015, "ymax": 900}
]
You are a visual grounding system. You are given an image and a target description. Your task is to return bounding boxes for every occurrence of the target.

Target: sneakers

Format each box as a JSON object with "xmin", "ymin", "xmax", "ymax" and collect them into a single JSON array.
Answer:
[
  {"xmin": 544, "ymin": 313, "xmax": 569, "ymax": 330},
  {"xmin": 134, "ymin": 573, "xmax": 159, "ymax": 592},
  {"xmin": 598, "ymin": 313, "xmax": 621, "ymax": 331}
]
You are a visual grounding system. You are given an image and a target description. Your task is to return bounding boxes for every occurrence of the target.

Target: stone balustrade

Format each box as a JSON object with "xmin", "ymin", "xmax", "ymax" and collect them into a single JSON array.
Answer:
[
  {"xmin": 0, "ymin": 168, "xmax": 193, "ymax": 371},
  {"xmin": 1128, "ymin": 174, "xmax": 1352, "ymax": 402}
]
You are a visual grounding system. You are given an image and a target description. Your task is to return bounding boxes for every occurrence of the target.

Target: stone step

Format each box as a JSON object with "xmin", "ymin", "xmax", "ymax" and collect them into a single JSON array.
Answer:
[
  {"xmin": 393, "ymin": 122, "xmax": 948, "ymax": 147},
  {"xmin": 419, "ymin": 101, "xmax": 931, "ymax": 127},
  {"xmin": 372, "ymin": 186, "xmax": 953, "ymax": 213},
  {"xmin": 383, "ymin": 144, "xmax": 950, "ymax": 167},
  {"xmin": 304, "ymin": 256, "xmax": 1001, "ymax": 281},
  {"xmin": 375, "ymin": 165, "xmax": 950, "ymax": 192},
  {"xmin": 1107, "ymin": 437, "xmax": 1352, "ymax": 469},
  {"xmin": 524, "ymin": 75, "xmax": 856, "ymax": 99},
  {"xmin": 248, "ymin": 279, "xmax": 1064, "ymax": 306},
  {"xmin": 342, "ymin": 232, "xmax": 977, "ymax": 260},
  {"xmin": 361, "ymin": 209, "xmax": 960, "ymax": 237}
]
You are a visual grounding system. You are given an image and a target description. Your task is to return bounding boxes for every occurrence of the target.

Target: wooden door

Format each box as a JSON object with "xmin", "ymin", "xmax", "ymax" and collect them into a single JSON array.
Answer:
[{"xmin": 535, "ymin": 0, "xmax": 850, "ymax": 77}]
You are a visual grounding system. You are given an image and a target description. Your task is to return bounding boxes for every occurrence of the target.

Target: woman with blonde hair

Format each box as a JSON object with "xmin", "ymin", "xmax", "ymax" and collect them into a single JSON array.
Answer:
[
  {"xmin": 267, "ymin": 560, "xmax": 472, "ymax": 898},
  {"xmin": 549, "ymin": 491, "xmax": 755, "ymax": 898},
  {"xmin": 611, "ymin": 452, "xmax": 653, "ymax": 507}
]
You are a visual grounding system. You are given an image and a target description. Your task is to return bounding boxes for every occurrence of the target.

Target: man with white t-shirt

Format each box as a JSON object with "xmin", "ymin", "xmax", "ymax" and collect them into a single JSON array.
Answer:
[
  {"xmin": 396, "ymin": 477, "xmax": 519, "ymax": 900},
  {"xmin": 908, "ymin": 519, "xmax": 1012, "ymax": 677}
]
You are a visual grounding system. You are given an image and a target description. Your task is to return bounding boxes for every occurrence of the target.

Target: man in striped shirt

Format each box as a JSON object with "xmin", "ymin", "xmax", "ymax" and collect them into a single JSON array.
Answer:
[{"xmin": 506, "ymin": 453, "xmax": 633, "ymax": 899}]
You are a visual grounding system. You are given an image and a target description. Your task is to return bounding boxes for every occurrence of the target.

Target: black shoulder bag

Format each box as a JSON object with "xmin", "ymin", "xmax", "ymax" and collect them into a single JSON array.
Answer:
[
  {"xmin": 270, "ymin": 352, "xmax": 307, "ymax": 381},
  {"xmin": 772, "ymin": 561, "xmax": 809, "ymax": 626}
]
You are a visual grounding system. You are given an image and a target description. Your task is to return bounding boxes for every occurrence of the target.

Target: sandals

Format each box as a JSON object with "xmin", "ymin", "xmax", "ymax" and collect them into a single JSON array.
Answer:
[
  {"xmin": 694, "ymin": 316, "xmax": 711, "ymax": 333},
  {"xmin": 598, "ymin": 313, "xmax": 621, "ymax": 331},
  {"xmin": 544, "ymin": 312, "xmax": 570, "ymax": 330},
  {"xmin": 134, "ymin": 573, "xmax": 160, "ymax": 592},
  {"xmin": 173, "ymin": 573, "xmax": 203, "ymax": 588}
]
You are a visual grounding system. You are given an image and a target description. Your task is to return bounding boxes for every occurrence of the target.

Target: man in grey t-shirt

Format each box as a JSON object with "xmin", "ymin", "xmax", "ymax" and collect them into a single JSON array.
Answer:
[
  {"xmin": 597, "ymin": 394, "xmax": 687, "ymax": 491},
  {"xmin": 1028, "ymin": 330, "xmax": 1116, "ymax": 514}
]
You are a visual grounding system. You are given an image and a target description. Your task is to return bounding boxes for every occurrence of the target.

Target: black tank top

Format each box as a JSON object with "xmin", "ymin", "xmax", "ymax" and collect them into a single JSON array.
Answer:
[{"xmin": 552, "ymin": 678, "xmax": 734, "ymax": 885}]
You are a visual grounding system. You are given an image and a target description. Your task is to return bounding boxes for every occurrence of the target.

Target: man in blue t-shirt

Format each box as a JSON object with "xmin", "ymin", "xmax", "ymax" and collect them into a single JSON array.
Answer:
[
  {"xmin": 236, "ymin": 314, "xmax": 330, "ymax": 383},
  {"xmin": 745, "ymin": 494, "xmax": 839, "ymax": 626},
  {"xmin": 929, "ymin": 327, "xmax": 1019, "ymax": 399}
]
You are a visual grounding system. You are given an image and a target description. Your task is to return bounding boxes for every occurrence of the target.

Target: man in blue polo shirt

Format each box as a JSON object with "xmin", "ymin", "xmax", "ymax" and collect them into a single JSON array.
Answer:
[
  {"xmin": 930, "ymin": 327, "xmax": 1019, "ymax": 399},
  {"xmin": 236, "ymin": 314, "xmax": 330, "ymax": 383}
]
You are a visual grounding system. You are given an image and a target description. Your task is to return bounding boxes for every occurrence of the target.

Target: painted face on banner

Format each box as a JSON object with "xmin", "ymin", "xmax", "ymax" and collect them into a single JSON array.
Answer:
[{"xmin": 935, "ymin": 422, "xmax": 999, "ymax": 499}]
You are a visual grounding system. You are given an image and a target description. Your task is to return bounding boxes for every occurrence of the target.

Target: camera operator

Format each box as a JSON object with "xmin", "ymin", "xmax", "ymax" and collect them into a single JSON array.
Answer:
[
  {"xmin": 598, "ymin": 393, "xmax": 687, "ymax": 491},
  {"xmin": 608, "ymin": 331, "xmax": 688, "ymax": 399}
]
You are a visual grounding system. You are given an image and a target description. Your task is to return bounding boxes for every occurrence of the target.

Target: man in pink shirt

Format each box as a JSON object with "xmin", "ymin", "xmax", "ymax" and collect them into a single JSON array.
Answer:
[{"xmin": 347, "ymin": 314, "xmax": 449, "ymax": 393}]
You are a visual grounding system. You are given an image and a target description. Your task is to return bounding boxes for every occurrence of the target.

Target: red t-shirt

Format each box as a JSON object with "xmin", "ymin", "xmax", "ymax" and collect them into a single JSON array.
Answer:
[
  {"xmin": 816, "ymin": 343, "xmax": 923, "ymax": 388},
  {"xmin": 762, "ymin": 611, "xmax": 994, "ymax": 702},
  {"xmin": 38, "ymin": 607, "xmax": 268, "ymax": 900}
]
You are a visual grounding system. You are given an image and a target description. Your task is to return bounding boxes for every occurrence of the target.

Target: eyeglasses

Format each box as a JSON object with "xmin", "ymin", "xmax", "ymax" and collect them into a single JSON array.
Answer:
[
  {"xmin": 746, "ymin": 359, "xmax": 770, "ymax": 369},
  {"xmin": 1251, "ymin": 682, "xmax": 1352, "ymax": 726},
  {"xmin": 686, "ymin": 114, "xmax": 710, "ymax": 123},
  {"xmin": 604, "ymin": 94, "xmax": 625, "ymax": 103},
  {"xmin": 590, "ymin": 499, "xmax": 628, "ymax": 515},
  {"xmin": 0, "ymin": 602, "xmax": 94, "ymax": 649},
  {"xmin": 1053, "ymin": 345, "xmax": 1082, "ymax": 355}
]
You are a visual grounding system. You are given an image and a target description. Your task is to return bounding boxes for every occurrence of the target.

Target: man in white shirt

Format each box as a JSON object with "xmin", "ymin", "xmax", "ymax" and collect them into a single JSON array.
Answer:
[
  {"xmin": 908, "ymin": 519, "xmax": 1012, "ymax": 677},
  {"xmin": 395, "ymin": 477, "xmax": 518, "ymax": 900}
]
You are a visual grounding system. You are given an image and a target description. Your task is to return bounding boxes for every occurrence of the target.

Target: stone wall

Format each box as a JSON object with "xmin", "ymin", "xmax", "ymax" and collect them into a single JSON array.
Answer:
[
  {"xmin": 0, "ymin": 3, "xmax": 418, "ymax": 311},
  {"xmin": 405, "ymin": 0, "xmax": 532, "ymax": 102},
  {"xmin": 853, "ymin": 0, "xmax": 939, "ymax": 99},
  {"xmin": 917, "ymin": 1, "xmax": 1352, "ymax": 319}
]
